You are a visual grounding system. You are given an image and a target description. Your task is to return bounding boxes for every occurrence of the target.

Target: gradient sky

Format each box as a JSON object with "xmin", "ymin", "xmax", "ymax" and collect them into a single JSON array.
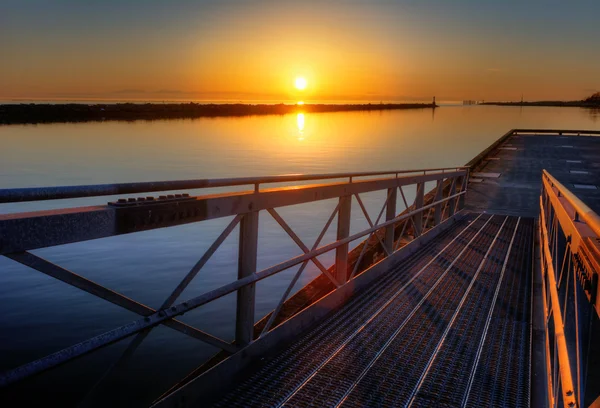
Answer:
[{"xmin": 2, "ymin": 0, "xmax": 599, "ymax": 102}]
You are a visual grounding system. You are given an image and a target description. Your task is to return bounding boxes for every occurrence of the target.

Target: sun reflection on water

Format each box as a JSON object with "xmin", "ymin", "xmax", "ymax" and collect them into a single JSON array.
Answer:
[{"xmin": 297, "ymin": 112, "xmax": 305, "ymax": 141}]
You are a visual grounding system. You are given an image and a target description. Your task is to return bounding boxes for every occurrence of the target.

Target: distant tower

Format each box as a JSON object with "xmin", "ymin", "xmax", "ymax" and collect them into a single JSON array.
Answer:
[
  {"xmin": 433, "ymin": 96, "xmax": 436, "ymax": 107},
  {"xmin": 521, "ymin": 94, "xmax": 524, "ymax": 104}
]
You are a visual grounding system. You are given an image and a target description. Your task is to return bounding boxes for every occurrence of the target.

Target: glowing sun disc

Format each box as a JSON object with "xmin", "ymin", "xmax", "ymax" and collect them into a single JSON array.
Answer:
[{"xmin": 295, "ymin": 77, "xmax": 307, "ymax": 90}]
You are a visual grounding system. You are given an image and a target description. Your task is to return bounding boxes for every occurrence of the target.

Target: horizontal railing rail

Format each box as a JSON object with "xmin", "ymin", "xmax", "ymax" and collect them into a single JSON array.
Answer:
[
  {"xmin": 539, "ymin": 170, "xmax": 600, "ymax": 408},
  {"xmin": 0, "ymin": 166, "xmax": 469, "ymax": 404},
  {"xmin": 0, "ymin": 170, "xmax": 467, "ymax": 255},
  {"xmin": 0, "ymin": 167, "xmax": 467, "ymax": 203}
]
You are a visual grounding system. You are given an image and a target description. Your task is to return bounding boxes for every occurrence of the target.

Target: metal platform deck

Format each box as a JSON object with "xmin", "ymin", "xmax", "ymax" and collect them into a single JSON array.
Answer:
[
  {"xmin": 207, "ymin": 213, "xmax": 534, "ymax": 407},
  {"xmin": 466, "ymin": 131, "xmax": 600, "ymax": 217}
]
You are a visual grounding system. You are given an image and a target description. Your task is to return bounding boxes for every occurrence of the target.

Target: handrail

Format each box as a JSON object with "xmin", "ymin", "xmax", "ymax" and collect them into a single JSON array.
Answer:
[
  {"xmin": 0, "ymin": 167, "xmax": 467, "ymax": 203},
  {"xmin": 0, "ymin": 189, "xmax": 467, "ymax": 387},
  {"xmin": 542, "ymin": 170, "xmax": 600, "ymax": 238},
  {"xmin": 539, "ymin": 205, "xmax": 577, "ymax": 408},
  {"xmin": 0, "ymin": 166, "xmax": 469, "ymax": 396},
  {"xmin": 539, "ymin": 169, "xmax": 600, "ymax": 408}
]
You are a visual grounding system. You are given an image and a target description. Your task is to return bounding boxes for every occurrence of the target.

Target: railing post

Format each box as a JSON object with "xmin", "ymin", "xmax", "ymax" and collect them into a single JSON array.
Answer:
[
  {"xmin": 335, "ymin": 195, "xmax": 352, "ymax": 284},
  {"xmin": 385, "ymin": 187, "xmax": 398, "ymax": 254},
  {"xmin": 448, "ymin": 177, "xmax": 457, "ymax": 217},
  {"xmin": 433, "ymin": 179, "xmax": 444, "ymax": 225},
  {"xmin": 454, "ymin": 176, "xmax": 467, "ymax": 212},
  {"xmin": 413, "ymin": 182, "xmax": 424, "ymax": 236},
  {"xmin": 459, "ymin": 170, "xmax": 469, "ymax": 210},
  {"xmin": 236, "ymin": 211, "xmax": 258, "ymax": 346}
]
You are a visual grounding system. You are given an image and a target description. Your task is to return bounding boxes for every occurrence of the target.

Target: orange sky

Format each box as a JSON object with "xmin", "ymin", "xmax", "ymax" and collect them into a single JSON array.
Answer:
[{"xmin": 1, "ymin": 1, "xmax": 599, "ymax": 102}]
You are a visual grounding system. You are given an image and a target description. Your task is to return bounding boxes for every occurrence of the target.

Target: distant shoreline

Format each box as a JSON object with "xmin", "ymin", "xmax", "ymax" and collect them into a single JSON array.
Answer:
[
  {"xmin": 481, "ymin": 101, "xmax": 600, "ymax": 108},
  {"xmin": 0, "ymin": 102, "xmax": 437, "ymax": 125}
]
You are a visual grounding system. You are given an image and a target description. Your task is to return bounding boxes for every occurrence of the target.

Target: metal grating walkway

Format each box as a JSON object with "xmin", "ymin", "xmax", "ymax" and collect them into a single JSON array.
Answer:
[{"xmin": 208, "ymin": 213, "xmax": 534, "ymax": 408}]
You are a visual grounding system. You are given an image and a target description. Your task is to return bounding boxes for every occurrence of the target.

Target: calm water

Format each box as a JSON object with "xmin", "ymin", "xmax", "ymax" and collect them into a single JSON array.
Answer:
[{"xmin": 1, "ymin": 106, "xmax": 599, "ymax": 406}]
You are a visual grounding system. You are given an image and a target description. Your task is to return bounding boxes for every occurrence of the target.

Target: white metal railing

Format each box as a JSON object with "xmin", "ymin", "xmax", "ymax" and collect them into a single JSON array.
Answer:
[
  {"xmin": 0, "ymin": 167, "xmax": 467, "ymax": 203},
  {"xmin": 0, "ymin": 167, "xmax": 469, "ymax": 401},
  {"xmin": 539, "ymin": 170, "xmax": 600, "ymax": 408}
]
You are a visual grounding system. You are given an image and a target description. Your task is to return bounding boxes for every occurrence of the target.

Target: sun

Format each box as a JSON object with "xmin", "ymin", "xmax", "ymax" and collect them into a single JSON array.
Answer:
[{"xmin": 294, "ymin": 77, "xmax": 307, "ymax": 91}]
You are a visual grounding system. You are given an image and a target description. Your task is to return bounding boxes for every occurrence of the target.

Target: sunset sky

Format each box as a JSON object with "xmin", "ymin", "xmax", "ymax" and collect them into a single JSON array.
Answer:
[{"xmin": 2, "ymin": 0, "xmax": 599, "ymax": 102}]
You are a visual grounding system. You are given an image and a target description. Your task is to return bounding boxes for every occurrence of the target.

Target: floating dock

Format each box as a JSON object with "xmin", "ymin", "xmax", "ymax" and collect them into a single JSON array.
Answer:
[{"xmin": 0, "ymin": 129, "xmax": 598, "ymax": 408}]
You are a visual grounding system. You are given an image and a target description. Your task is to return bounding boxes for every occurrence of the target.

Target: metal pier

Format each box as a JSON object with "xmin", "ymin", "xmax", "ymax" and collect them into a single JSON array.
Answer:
[{"xmin": 1, "ymin": 129, "xmax": 599, "ymax": 407}]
